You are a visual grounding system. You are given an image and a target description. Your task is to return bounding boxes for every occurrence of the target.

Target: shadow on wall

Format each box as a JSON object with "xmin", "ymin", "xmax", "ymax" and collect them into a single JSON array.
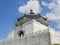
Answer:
[{"xmin": 18, "ymin": 30, "xmax": 25, "ymax": 37}]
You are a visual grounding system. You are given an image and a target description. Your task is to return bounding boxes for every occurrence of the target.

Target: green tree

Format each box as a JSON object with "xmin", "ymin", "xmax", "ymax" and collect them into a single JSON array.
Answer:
[
  {"xmin": 49, "ymin": 44, "xmax": 60, "ymax": 45},
  {"xmin": 54, "ymin": 44, "xmax": 60, "ymax": 45}
]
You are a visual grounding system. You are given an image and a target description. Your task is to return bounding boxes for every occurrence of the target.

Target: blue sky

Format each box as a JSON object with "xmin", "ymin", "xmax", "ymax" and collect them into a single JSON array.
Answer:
[{"xmin": 0, "ymin": 0, "xmax": 60, "ymax": 39}]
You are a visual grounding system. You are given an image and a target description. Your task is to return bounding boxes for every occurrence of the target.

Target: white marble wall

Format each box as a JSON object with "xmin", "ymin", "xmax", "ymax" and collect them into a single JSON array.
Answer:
[
  {"xmin": 1, "ymin": 20, "xmax": 60, "ymax": 45},
  {"xmin": 6, "ymin": 20, "xmax": 48, "ymax": 40},
  {"xmin": 49, "ymin": 28, "xmax": 60, "ymax": 44},
  {"xmin": 0, "ymin": 31, "xmax": 51, "ymax": 45},
  {"xmin": 22, "ymin": 20, "xmax": 48, "ymax": 34}
]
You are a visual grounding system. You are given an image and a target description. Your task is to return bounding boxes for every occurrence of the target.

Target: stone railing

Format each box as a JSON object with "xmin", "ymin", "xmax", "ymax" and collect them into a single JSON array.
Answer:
[{"xmin": 0, "ymin": 29, "xmax": 49, "ymax": 43}]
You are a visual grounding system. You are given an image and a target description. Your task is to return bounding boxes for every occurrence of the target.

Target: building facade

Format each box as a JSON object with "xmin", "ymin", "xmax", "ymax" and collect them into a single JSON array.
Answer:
[{"xmin": 0, "ymin": 11, "xmax": 60, "ymax": 45}]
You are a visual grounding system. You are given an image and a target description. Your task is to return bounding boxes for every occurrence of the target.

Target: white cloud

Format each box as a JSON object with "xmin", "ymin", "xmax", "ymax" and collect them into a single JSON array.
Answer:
[
  {"xmin": 45, "ymin": 12, "xmax": 60, "ymax": 21},
  {"xmin": 57, "ymin": 0, "xmax": 60, "ymax": 4},
  {"xmin": 18, "ymin": 0, "xmax": 41, "ymax": 14},
  {"xmin": 57, "ymin": 24, "xmax": 60, "ymax": 29},
  {"xmin": 45, "ymin": 12, "xmax": 56, "ymax": 20},
  {"xmin": 42, "ymin": 1, "xmax": 56, "ymax": 9},
  {"xmin": 42, "ymin": 1, "xmax": 47, "ymax": 6},
  {"xmin": 42, "ymin": 0, "xmax": 60, "ymax": 30},
  {"xmin": 48, "ymin": 3, "xmax": 56, "ymax": 9},
  {"xmin": 45, "ymin": 0, "xmax": 60, "ymax": 21}
]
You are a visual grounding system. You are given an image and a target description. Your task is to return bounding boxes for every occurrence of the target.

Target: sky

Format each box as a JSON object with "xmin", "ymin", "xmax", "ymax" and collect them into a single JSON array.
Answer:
[{"xmin": 0, "ymin": 0, "xmax": 60, "ymax": 39}]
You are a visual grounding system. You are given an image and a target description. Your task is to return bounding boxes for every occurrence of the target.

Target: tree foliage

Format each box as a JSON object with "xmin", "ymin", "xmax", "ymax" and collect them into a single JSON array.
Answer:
[{"xmin": 50, "ymin": 44, "xmax": 60, "ymax": 45}]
